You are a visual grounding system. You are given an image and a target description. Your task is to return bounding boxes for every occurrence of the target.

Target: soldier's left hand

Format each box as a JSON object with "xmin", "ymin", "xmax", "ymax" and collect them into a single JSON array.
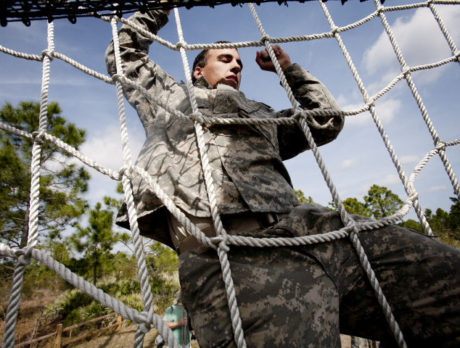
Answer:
[{"xmin": 256, "ymin": 45, "xmax": 292, "ymax": 72}]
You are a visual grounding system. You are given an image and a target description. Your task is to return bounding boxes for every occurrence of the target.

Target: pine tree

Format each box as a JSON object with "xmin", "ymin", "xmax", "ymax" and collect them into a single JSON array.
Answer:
[{"xmin": 0, "ymin": 101, "xmax": 89, "ymax": 249}]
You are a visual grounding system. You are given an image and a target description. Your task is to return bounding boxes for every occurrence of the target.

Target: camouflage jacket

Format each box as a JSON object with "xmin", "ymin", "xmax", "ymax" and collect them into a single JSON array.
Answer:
[{"xmin": 105, "ymin": 10, "xmax": 344, "ymax": 248}]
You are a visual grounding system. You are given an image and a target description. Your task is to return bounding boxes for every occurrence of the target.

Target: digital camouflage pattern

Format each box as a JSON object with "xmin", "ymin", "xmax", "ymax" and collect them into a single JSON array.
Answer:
[
  {"xmin": 180, "ymin": 204, "xmax": 460, "ymax": 347},
  {"xmin": 105, "ymin": 9, "xmax": 343, "ymax": 248}
]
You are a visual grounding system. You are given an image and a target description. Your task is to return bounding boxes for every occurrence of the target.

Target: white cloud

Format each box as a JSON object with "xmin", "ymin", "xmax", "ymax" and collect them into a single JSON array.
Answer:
[
  {"xmin": 336, "ymin": 98, "xmax": 372, "ymax": 127},
  {"xmin": 377, "ymin": 174, "xmax": 401, "ymax": 187},
  {"xmin": 345, "ymin": 111, "xmax": 372, "ymax": 127},
  {"xmin": 77, "ymin": 126, "xmax": 144, "ymax": 204},
  {"xmin": 80, "ymin": 125, "xmax": 144, "ymax": 171},
  {"xmin": 373, "ymin": 98, "xmax": 401, "ymax": 124},
  {"xmin": 341, "ymin": 158, "xmax": 359, "ymax": 169},
  {"xmin": 399, "ymin": 154, "xmax": 420, "ymax": 165},
  {"xmin": 343, "ymin": 97, "xmax": 401, "ymax": 127},
  {"xmin": 363, "ymin": 6, "xmax": 460, "ymax": 84},
  {"xmin": 428, "ymin": 185, "xmax": 447, "ymax": 192}
]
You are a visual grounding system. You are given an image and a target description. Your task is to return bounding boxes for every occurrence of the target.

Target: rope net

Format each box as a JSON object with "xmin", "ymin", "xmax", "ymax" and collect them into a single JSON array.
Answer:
[
  {"xmin": 1, "ymin": 0, "xmax": 374, "ymax": 26},
  {"xmin": 1, "ymin": 0, "xmax": 459, "ymax": 347}
]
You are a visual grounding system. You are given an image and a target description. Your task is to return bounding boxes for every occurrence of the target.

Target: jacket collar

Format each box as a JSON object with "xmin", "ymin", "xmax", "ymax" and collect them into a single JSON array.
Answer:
[{"xmin": 194, "ymin": 76, "xmax": 211, "ymax": 89}]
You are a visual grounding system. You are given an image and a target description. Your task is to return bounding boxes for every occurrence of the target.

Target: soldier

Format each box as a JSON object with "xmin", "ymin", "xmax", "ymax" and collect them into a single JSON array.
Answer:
[{"xmin": 106, "ymin": 8, "xmax": 460, "ymax": 348}]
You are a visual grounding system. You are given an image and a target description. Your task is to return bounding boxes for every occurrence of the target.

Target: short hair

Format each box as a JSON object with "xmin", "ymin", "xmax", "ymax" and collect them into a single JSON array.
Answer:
[{"xmin": 191, "ymin": 41, "xmax": 234, "ymax": 83}]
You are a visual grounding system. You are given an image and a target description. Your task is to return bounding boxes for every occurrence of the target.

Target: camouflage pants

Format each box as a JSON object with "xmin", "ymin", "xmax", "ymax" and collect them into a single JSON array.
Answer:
[{"xmin": 178, "ymin": 204, "xmax": 460, "ymax": 348}]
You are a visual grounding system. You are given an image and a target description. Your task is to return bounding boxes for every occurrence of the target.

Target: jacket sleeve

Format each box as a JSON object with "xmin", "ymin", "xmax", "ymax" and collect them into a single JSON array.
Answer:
[
  {"xmin": 105, "ymin": 10, "xmax": 173, "ymax": 128},
  {"xmin": 276, "ymin": 63, "xmax": 344, "ymax": 160}
]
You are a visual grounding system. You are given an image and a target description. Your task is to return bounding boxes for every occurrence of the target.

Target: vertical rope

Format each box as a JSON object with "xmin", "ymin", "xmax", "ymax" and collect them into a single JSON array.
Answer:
[
  {"xmin": 249, "ymin": 3, "xmax": 408, "ymax": 345},
  {"xmin": 428, "ymin": 2, "xmax": 460, "ymax": 63},
  {"xmin": 110, "ymin": 17, "xmax": 179, "ymax": 348},
  {"xmin": 374, "ymin": 0, "xmax": 459, "ymax": 197},
  {"xmin": 319, "ymin": 1, "xmax": 413, "ymax": 345},
  {"xmin": 320, "ymin": 1, "xmax": 433, "ymax": 237},
  {"xmin": 1, "ymin": 21, "xmax": 54, "ymax": 348},
  {"xmin": 173, "ymin": 8, "xmax": 247, "ymax": 348}
]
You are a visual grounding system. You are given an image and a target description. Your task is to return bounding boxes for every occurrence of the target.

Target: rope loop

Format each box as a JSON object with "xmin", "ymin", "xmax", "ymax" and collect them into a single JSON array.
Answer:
[
  {"xmin": 190, "ymin": 111, "xmax": 205, "ymax": 124},
  {"xmin": 366, "ymin": 96, "xmax": 376, "ymax": 108},
  {"xmin": 118, "ymin": 166, "xmax": 127, "ymax": 179},
  {"xmin": 31, "ymin": 131, "xmax": 45, "ymax": 144},
  {"xmin": 15, "ymin": 247, "xmax": 33, "ymax": 266},
  {"xmin": 137, "ymin": 320, "xmax": 151, "ymax": 334},
  {"xmin": 112, "ymin": 73, "xmax": 123, "ymax": 83},
  {"xmin": 218, "ymin": 235, "xmax": 230, "ymax": 253},
  {"xmin": 292, "ymin": 108, "xmax": 305, "ymax": 120},
  {"xmin": 210, "ymin": 235, "xmax": 224, "ymax": 246},
  {"xmin": 260, "ymin": 34, "xmax": 271, "ymax": 44},
  {"xmin": 175, "ymin": 41, "xmax": 186, "ymax": 50},
  {"xmin": 408, "ymin": 191, "xmax": 418, "ymax": 204},
  {"xmin": 41, "ymin": 49, "xmax": 54, "ymax": 61},
  {"xmin": 401, "ymin": 66, "xmax": 411, "ymax": 78},
  {"xmin": 330, "ymin": 25, "xmax": 339, "ymax": 36},
  {"xmin": 118, "ymin": 165, "xmax": 133, "ymax": 181},
  {"xmin": 435, "ymin": 141, "xmax": 446, "ymax": 151},
  {"xmin": 454, "ymin": 50, "xmax": 460, "ymax": 62},
  {"xmin": 376, "ymin": 4, "xmax": 385, "ymax": 15}
]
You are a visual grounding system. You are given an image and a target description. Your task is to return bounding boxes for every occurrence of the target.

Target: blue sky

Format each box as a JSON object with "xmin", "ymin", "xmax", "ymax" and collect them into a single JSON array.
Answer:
[{"xmin": 1, "ymin": 0, "xmax": 459, "ymax": 223}]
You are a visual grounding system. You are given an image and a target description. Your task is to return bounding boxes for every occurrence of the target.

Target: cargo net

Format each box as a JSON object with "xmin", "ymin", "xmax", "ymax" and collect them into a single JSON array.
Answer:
[
  {"xmin": 2, "ymin": 0, "xmax": 322, "ymax": 26},
  {"xmin": 1, "ymin": 1, "xmax": 460, "ymax": 347}
]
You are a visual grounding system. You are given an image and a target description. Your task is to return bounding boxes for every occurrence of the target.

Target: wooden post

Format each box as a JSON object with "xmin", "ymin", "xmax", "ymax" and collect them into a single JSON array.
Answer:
[
  {"xmin": 54, "ymin": 324, "xmax": 63, "ymax": 348},
  {"xmin": 117, "ymin": 315, "xmax": 122, "ymax": 331}
]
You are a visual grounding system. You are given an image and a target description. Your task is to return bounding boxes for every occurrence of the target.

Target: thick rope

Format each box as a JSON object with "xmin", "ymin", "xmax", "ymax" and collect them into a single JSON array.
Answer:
[
  {"xmin": 374, "ymin": 0, "xmax": 460, "ymax": 198},
  {"xmin": 173, "ymin": 8, "xmax": 247, "ymax": 348},
  {"xmin": 110, "ymin": 17, "xmax": 179, "ymax": 348},
  {"xmin": 2, "ymin": 22, "xmax": 54, "ymax": 348}
]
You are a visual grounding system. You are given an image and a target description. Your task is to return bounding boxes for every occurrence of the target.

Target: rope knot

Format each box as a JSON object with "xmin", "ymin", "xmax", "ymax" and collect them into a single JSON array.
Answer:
[
  {"xmin": 190, "ymin": 112, "xmax": 206, "ymax": 124},
  {"xmin": 366, "ymin": 96, "xmax": 375, "ymax": 108},
  {"xmin": 401, "ymin": 66, "xmax": 411, "ymax": 78},
  {"xmin": 376, "ymin": 5, "xmax": 384, "ymax": 15},
  {"xmin": 454, "ymin": 50, "xmax": 460, "ymax": 61},
  {"xmin": 138, "ymin": 322, "xmax": 150, "ymax": 334},
  {"xmin": 435, "ymin": 141, "xmax": 446, "ymax": 151},
  {"xmin": 218, "ymin": 235, "xmax": 230, "ymax": 253},
  {"xmin": 408, "ymin": 191, "xmax": 418, "ymax": 203},
  {"xmin": 260, "ymin": 35, "xmax": 270, "ymax": 44},
  {"xmin": 137, "ymin": 311, "xmax": 151, "ymax": 334},
  {"xmin": 330, "ymin": 26, "xmax": 339, "ymax": 36},
  {"xmin": 41, "ymin": 49, "xmax": 54, "ymax": 61},
  {"xmin": 292, "ymin": 108, "xmax": 305, "ymax": 121},
  {"xmin": 15, "ymin": 247, "xmax": 33, "ymax": 266},
  {"xmin": 112, "ymin": 73, "xmax": 123, "ymax": 83},
  {"xmin": 118, "ymin": 165, "xmax": 133, "ymax": 180},
  {"xmin": 175, "ymin": 41, "xmax": 186, "ymax": 50},
  {"xmin": 118, "ymin": 166, "xmax": 127, "ymax": 179},
  {"xmin": 31, "ymin": 131, "xmax": 45, "ymax": 144}
]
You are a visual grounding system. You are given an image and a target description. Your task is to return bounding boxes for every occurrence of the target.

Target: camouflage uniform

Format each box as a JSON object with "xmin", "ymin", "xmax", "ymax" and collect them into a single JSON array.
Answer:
[
  {"xmin": 106, "ymin": 10, "xmax": 460, "ymax": 348},
  {"xmin": 179, "ymin": 205, "xmax": 460, "ymax": 347},
  {"xmin": 106, "ymin": 10, "xmax": 343, "ymax": 249}
]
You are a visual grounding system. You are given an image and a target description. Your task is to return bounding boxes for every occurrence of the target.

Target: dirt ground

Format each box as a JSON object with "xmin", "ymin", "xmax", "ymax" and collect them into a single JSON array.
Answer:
[
  {"xmin": 61, "ymin": 323, "xmax": 351, "ymax": 348},
  {"xmin": 1, "ymin": 291, "xmax": 354, "ymax": 348},
  {"xmin": 68, "ymin": 323, "xmax": 201, "ymax": 348},
  {"xmin": 0, "ymin": 288, "xmax": 61, "ymax": 345},
  {"xmin": 64, "ymin": 324, "xmax": 350, "ymax": 348}
]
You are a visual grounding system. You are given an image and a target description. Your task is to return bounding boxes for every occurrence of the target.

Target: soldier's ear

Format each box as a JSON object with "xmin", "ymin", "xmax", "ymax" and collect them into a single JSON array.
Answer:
[{"xmin": 193, "ymin": 66, "xmax": 202, "ymax": 80}]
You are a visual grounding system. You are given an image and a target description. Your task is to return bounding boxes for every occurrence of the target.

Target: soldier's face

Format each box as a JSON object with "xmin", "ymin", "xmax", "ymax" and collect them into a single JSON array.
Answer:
[{"xmin": 193, "ymin": 48, "xmax": 242, "ymax": 90}]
